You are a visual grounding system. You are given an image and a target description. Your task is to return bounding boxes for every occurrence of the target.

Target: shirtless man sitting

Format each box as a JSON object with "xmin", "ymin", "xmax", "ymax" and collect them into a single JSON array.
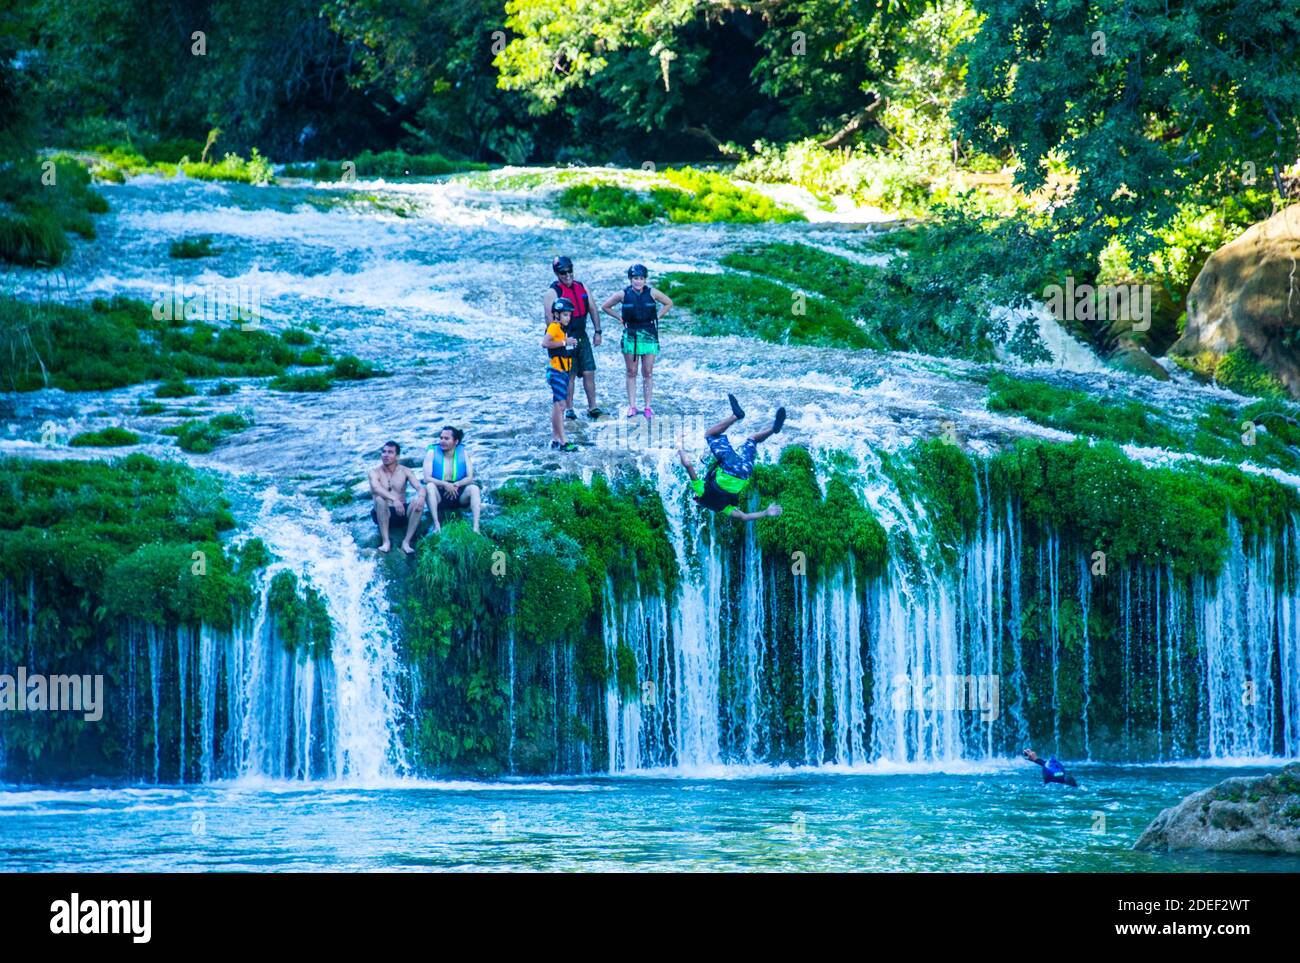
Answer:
[{"xmin": 368, "ymin": 440, "xmax": 426, "ymax": 554}]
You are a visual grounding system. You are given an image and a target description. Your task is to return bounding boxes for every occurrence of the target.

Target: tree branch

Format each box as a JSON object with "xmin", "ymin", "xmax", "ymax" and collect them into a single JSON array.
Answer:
[
  {"xmin": 683, "ymin": 125, "xmax": 740, "ymax": 157},
  {"xmin": 820, "ymin": 93, "xmax": 884, "ymax": 149}
]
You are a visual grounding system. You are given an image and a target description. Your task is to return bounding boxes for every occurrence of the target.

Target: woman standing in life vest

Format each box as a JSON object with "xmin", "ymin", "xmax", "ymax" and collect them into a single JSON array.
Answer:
[
  {"xmin": 601, "ymin": 263, "xmax": 673, "ymax": 418},
  {"xmin": 543, "ymin": 256, "xmax": 604, "ymax": 420},
  {"xmin": 422, "ymin": 426, "xmax": 482, "ymax": 533}
]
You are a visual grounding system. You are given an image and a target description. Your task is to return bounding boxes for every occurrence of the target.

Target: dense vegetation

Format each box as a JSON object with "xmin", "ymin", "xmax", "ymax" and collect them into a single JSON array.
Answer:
[
  {"xmin": 987, "ymin": 372, "xmax": 1300, "ymax": 475},
  {"xmin": 0, "ymin": 295, "xmax": 380, "ymax": 394},
  {"xmin": 1, "ymin": 0, "xmax": 1294, "ymax": 372},
  {"xmin": 69, "ymin": 426, "xmax": 140, "ymax": 447},
  {"xmin": 0, "ymin": 456, "xmax": 268, "ymax": 779},
  {"xmin": 162, "ymin": 412, "xmax": 254, "ymax": 453},
  {"xmin": 664, "ymin": 230, "xmax": 1057, "ymax": 361},
  {"xmin": 397, "ymin": 473, "xmax": 678, "ymax": 773},
  {"xmin": 0, "ymin": 155, "xmax": 107, "ymax": 265},
  {"xmin": 558, "ymin": 169, "xmax": 802, "ymax": 226}
]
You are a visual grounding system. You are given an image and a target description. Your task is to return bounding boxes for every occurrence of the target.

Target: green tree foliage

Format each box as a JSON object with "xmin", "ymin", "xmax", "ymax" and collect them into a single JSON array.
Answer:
[
  {"xmin": 955, "ymin": 0, "xmax": 1300, "ymax": 261},
  {"xmin": 29, "ymin": 0, "xmax": 390, "ymax": 157}
]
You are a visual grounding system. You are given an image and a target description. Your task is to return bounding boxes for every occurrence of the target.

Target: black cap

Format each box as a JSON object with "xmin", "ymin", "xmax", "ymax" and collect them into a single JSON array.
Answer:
[
  {"xmin": 553, "ymin": 256, "xmax": 574, "ymax": 275},
  {"xmin": 627, "ymin": 263, "xmax": 648, "ymax": 278}
]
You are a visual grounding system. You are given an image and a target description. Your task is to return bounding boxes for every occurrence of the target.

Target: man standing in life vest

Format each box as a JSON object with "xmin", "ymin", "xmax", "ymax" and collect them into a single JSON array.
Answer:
[
  {"xmin": 677, "ymin": 394, "xmax": 785, "ymax": 523},
  {"xmin": 543, "ymin": 256, "xmax": 604, "ymax": 420}
]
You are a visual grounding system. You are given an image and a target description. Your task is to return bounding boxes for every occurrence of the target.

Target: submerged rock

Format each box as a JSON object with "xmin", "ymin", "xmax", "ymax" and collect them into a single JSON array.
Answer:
[
  {"xmin": 1134, "ymin": 764, "xmax": 1300, "ymax": 854},
  {"xmin": 1108, "ymin": 342, "xmax": 1170, "ymax": 381},
  {"xmin": 1170, "ymin": 205, "xmax": 1300, "ymax": 396}
]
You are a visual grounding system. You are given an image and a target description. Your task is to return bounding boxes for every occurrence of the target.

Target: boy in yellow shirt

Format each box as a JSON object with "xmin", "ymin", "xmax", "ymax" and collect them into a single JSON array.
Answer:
[{"xmin": 541, "ymin": 298, "xmax": 580, "ymax": 451}]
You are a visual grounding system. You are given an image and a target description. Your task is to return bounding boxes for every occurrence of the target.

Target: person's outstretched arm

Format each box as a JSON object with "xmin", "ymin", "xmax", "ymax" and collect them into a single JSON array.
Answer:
[
  {"xmin": 677, "ymin": 448, "xmax": 699, "ymax": 481},
  {"xmin": 729, "ymin": 504, "xmax": 782, "ymax": 523}
]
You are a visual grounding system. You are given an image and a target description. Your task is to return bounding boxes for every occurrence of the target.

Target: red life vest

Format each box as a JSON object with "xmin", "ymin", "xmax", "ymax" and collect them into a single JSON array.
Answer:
[{"xmin": 550, "ymin": 279, "xmax": 590, "ymax": 337}]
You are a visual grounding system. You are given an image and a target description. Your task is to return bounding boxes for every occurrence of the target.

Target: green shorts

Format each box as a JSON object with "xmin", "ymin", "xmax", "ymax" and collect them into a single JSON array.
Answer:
[
  {"xmin": 621, "ymin": 327, "xmax": 659, "ymax": 356},
  {"xmin": 570, "ymin": 334, "xmax": 596, "ymax": 374}
]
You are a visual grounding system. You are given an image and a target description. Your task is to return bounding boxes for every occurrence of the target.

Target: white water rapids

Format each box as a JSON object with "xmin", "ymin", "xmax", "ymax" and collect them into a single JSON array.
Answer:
[{"xmin": 2, "ymin": 170, "xmax": 1297, "ymax": 780}]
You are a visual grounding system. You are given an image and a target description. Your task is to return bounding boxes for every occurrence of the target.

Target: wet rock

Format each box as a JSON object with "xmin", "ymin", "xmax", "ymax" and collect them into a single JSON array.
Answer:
[
  {"xmin": 1170, "ymin": 205, "xmax": 1300, "ymax": 396},
  {"xmin": 1134, "ymin": 763, "xmax": 1300, "ymax": 854},
  {"xmin": 1108, "ymin": 343, "xmax": 1170, "ymax": 381}
]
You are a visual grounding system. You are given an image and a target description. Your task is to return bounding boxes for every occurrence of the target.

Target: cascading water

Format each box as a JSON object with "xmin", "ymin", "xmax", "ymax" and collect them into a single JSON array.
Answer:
[
  {"xmin": 664, "ymin": 473, "xmax": 725, "ymax": 770},
  {"xmin": 133, "ymin": 493, "xmax": 409, "ymax": 783},
  {"xmin": 574, "ymin": 450, "xmax": 1300, "ymax": 773},
  {"xmin": 232, "ymin": 492, "xmax": 408, "ymax": 780},
  {"xmin": 1199, "ymin": 515, "xmax": 1279, "ymax": 758},
  {"xmin": 6, "ymin": 172, "xmax": 1298, "ymax": 785}
]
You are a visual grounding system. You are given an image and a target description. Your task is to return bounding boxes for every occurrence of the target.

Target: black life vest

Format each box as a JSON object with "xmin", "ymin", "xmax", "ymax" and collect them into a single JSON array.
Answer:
[
  {"xmin": 622, "ymin": 285, "xmax": 657, "ymax": 331},
  {"xmin": 551, "ymin": 279, "xmax": 590, "ymax": 337}
]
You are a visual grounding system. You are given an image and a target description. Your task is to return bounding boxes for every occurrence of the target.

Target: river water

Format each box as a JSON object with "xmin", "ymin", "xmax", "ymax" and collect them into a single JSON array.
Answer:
[
  {"xmin": 2, "ymin": 765, "xmax": 1297, "ymax": 872},
  {"xmin": 3, "ymin": 169, "xmax": 1298, "ymax": 871}
]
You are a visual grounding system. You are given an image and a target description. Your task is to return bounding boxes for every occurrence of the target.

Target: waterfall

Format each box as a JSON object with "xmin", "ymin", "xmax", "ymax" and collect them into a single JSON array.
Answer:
[
  {"xmin": 573, "ymin": 452, "xmax": 1300, "ymax": 772},
  {"xmin": 1079, "ymin": 554, "xmax": 1091, "ymax": 760},
  {"xmin": 659, "ymin": 467, "xmax": 723, "ymax": 769},
  {"xmin": 242, "ymin": 495, "xmax": 406, "ymax": 779},
  {"xmin": 147, "ymin": 626, "xmax": 162, "ymax": 783},
  {"xmin": 739, "ymin": 523, "xmax": 767, "ymax": 762},
  {"xmin": 134, "ymin": 495, "xmax": 408, "ymax": 783},
  {"xmin": 507, "ymin": 626, "xmax": 516, "ymax": 774},
  {"xmin": 601, "ymin": 576, "xmax": 639, "ymax": 772},
  {"xmin": 7, "ymin": 450, "xmax": 1300, "ymax": 783},
  {"xmin": 198, "ymin": 625, "xmax": 219, "ymax": 782},
  {"xmin": 1047, "ymin": 533, "xmax": 1060, "ymax": 753},
  {"xmin": 1199, "ymin": 516, "xmax": 1279, "ymax": 758},
  {"xmin": 177, "ymin": 626, "xmax": 189, "ymax": 781},
  {"xmin": 1281, "ymin": 518, "xmax": 1300, "ymax": 757}
]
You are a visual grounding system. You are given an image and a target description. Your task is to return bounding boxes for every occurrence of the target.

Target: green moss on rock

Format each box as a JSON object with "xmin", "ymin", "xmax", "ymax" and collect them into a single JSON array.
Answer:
[
  {"xmin": 1, "ymin": 295, "xmax": 342, "ymax": 393},
  {"xmin": 660, "ymin": 271, "xmax": 880, "ymax": 349},
  {"xmin": 752, "ymin": 446, "xmax": 887, "ymax": 577},
  {"xmin": 69, "ymin": 427, "xmax": 139, "ymax": 447},
  {"xmin": 266, "ymin": 570, "xmax": 332, "ymax": 657},
  {"xmin": 987, "ymin": 438, "xmax": 1300, "ymax": 578}
]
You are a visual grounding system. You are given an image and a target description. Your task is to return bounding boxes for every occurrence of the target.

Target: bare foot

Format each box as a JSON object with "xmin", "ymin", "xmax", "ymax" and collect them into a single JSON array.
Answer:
[
  {"xmin": 378, "ymin": 542, "xmax": 391, "ymax": 553},
  {"xmin": 401, "ymin": 542, "xmax": 414, "ymax": 555}
]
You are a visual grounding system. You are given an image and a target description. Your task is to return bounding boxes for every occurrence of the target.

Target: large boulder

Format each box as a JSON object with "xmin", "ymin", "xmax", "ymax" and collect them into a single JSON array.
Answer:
[
  {"xmin": 1170, "ymin": 205, "xmax": 1300, "ymax": 395},
  {"xmin": 1134, "ymin": 764, "xmax": 1300, "ymax": 854}
]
